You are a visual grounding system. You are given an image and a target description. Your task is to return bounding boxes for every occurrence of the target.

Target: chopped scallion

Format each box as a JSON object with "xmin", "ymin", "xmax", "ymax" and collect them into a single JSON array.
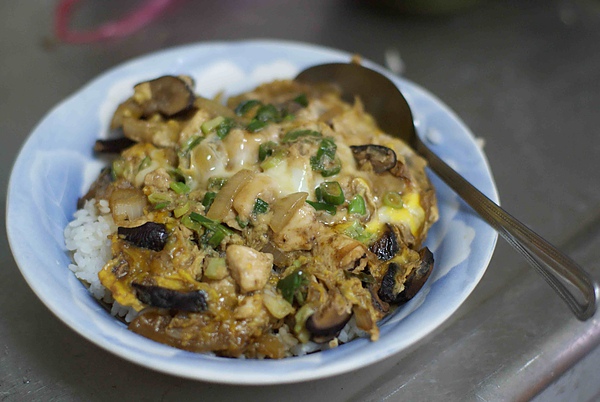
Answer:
[
  {"xmin": 235, "ymin": 99, "xmax": 261, "ymax": 116},
  {"xmin": 282, "ymin": 129, "xmax": 321, "ymax": 143},
  {"xmin": 254, "ymin": 104, "xmax": 280, "ymax": 122},
  {"xmin": 204, "ymin": 257, "xmax": 228, "ymax": 280},
  {"xmin": 306, "ymin": 200, "xmax": 337, "ymax": 215},
  {"xmin": 383, "ymin": 192, "xmax": 403, "ymax": 209},
  {"xmin": 179, "ymin": 135, "xmax": 203, "ymax": 156},
  {"xmin": 315, "ymin": 181, "xmax": 345, "ymax": 205},
  {"xmin": 253, "ymin": 198, "xmax": 269, "ymax": 214},
  {"xmin": 189, "ymin": 212, "xmax": 233, "ymax": 248},
  {"xmin": 170, "ymin": 181, "xmax": 190, "ymax": 195},
  {"xmin": 235, "ymin": 216, "xmax": 249, "ymax": 228},
  {"xmin": 247, "ymin": 119, "xmax": 268, "ymax": 132},
  {"xmin": 173, "ymin": 202, "xmax": 190, "ymax": 218},
  {"xmin": 293, "ymin": 93, "xmax": 308, "ymax": 107},
  {"xmin": 207, "ymin": 177, "xmax": 227, "ymax": 190},
  {"xmin": 202, "ymin": 191, "xmax": 217, "ymax": 211},
  {"xmin": 348, "ymin": 194, "xmax": 366, "ymax": 215},
  {"xmin": 216, "ymin": 117, "xmax": 235, "ymax": 139},
  {"xmin": 168, "ymin": 168, "xmax": 187, "ymax": 182},
  {"xmin": 154, "ymin": 202, "xmax": 169, "ymax": 210},
  {"xmin": 148, "ymin": 192, "xmax": 172, "ymax": 205},
  {"xmin": 181, "ymin": 215, "xmax": 201, "ymax": 232},
  {"xmin": 138, "ymin": 156, "xmax": 151, "ymax": 172},
  {"xmin": 258, "ymin": 141, "xmax": 277, "ymax": 162},
  {"xmin": 277, "ymin": 268, "xmax": 308, "ymax": 304},
  {"xmin": 310, "ymin": 137, "xmax": 342, "ymax": 177},
  {"xmin": 260, "ymin": 150, "xmax": 285, "ymax": 170},
  {"xmin": 201, "ymin": 116, "xmax": 226, "ymax": 135}
]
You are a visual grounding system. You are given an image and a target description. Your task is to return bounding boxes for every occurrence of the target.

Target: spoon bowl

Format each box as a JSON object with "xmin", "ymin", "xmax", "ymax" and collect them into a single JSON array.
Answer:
[{"xmin": 297, "ymin": 62, "xmax": 599, "ymax": 320}]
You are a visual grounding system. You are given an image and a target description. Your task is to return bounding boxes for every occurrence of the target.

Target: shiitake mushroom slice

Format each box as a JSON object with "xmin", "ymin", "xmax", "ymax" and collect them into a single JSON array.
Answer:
[
  {"xmin": 93, "ymin": 137, "xmax": 136, "ymax": 153},
  {"xmin": 305, "ymin": 304, "xmax": 352, "ymax": 343},
  {"xmin": 350, "ymin": 144, "xmax": 397, "ymax": 174},
  {"xmin": 117, "ymin": 222, "xmax": 168, "ymax": 252},
  {"xmin": 141, "ymin": 75, "xmax": 196, "ymax": 117},
  {"xmin": 132, "ymin": 283, "xmax": 208, "ymax": 312},
  {"xmin": 369, "ymin": 224, "xmax": 400, "ymax": 261},
  {"xmin": 378, "ymin": 247, "xmax": 434, "ymax": 304}
]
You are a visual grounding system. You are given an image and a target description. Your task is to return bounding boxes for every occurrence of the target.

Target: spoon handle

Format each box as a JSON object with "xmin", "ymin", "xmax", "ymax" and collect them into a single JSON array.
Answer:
[{"xmin": 416, "ymin": 139, "xmax": 599, "ymax": 320}]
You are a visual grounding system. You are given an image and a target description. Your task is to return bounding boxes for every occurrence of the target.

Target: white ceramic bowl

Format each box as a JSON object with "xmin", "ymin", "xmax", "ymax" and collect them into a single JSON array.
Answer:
[{"xmin": 6, "ymin": 40, "xmax": 498, "ymax": 384}]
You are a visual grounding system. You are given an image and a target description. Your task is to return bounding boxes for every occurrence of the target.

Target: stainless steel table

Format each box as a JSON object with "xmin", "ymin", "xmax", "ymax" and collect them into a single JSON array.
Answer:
[{"xmin": 2, "ymin": 1, "xmax": 599, "ymax": 400}]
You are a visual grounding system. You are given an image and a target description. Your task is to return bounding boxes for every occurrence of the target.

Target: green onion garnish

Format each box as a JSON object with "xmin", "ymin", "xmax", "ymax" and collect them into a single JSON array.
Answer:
[
  {"xmin": 254, "ymin": 104, "xmax": 280, "ymax": 122},
  {"xmin": 348, "ymin": 194, "xmax": 366, "ymax": 215},
  {"xmin": 277, "ymin": 268, "xmax": 309, "ymax": 304},
  {"xmin": 315, "ymin": 181, "xmax": 345, "ymax": 205},
  {"xmin": 383, "ymin": 192, "xmax": 403, "ymax": 209},
  {"xmin": 179, "ymin": 135, "xmax": 203, "ymax": 156},
  {"xmin": 260, "ymin": 150, "xmax": 285, "ymax": 170},
  {"xmin": 235, "ymin": 216, "xmax": 249, "ymax": 228},
  {"xmin": 168, "ymin": 168, "xmax": 187, "ymax": 182},
  {"xmin": 208, "ymin": 177, "xmax": 227, "ymax": 190},
  {"xmin": 153, "ymin": 202, "xmax": 169, "ymax": 210},
  {"xmin": 310, "ymin": 137, "xmax": 342, "ymax": 177},
  {"xmin": 293, "ymin": 93, "xmax": 308, "ymax": 107},
  {"xmin": 246, "ymin": 104, "xmax": 281, "ymax": 133},
  {"xmin": 202, "ymin": 191, "xmax": 217, "ymax": 211},
  {"xmin": 170, "ymin": 181, "xmax": 190, "ymax": 195},
  {"xmin": 235, "ymin": 99, "xmax": 261, "ymax": 116},
  {"xmin": 247, "ymin": 119, "xmax": 268, "ymax": 133},
  {"xmin": 181, "ymin": 215, "xmax": 201, "ymax": 232},
  {"xmin": 341, "ymin": 220, "xmax": 373, "ymax": 244},
  {"xmin": 148, "ymin": 192, "xmax": 172, "ymax": 205},
  {"xmin": 253, "ymin": 198, "xmax": 269, "ymax": 214},
  {"xmin": 310, "ymin": 154, "xmax": 341, "ymax": 177},
  {"xmin": 281, "ymin": 129, "xmax": 321, "ymax": 143},
  {"xmin": 173, "ymin": 202, "xmax": 190, "ymax": 218},
  {"xmin": 201, "ymin": 116, "xmax": 226, "ymax": 135},
  {"xmin": 258, "ymin": 141, "xmax": 277, "ymax": 162},
  {"xmin": 138, "ymin": 156, "xmax": 151, "ymax": 172},
  {"xmin": 306, "ymin": 200, "xmax": 337, "ymax": 215},
  {"xmin": 189, "ymin": 212, "xmax": 233, "ymax": 248},
  {"xmin": 216, "ymin": 117, "xmax": 235, "ymax": 139}
]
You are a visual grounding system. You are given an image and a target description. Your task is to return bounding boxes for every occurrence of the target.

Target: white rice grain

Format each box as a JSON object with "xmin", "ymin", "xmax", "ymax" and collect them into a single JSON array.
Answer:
[{"xmin": 64, "ymin": 199, "xmax": 116, "ymax": 300}]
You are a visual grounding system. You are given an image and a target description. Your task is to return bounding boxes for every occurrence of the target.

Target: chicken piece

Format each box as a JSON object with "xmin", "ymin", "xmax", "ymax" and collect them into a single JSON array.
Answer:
[
  {"xmin": 233, "ymin": 174, "xmax": 279, "ymax": 221},
  {"xmin": 325, "ymin": 234, "xmax": 369, "ymax": 272},
  {"xmin": 143, "ymin": 167, "xmax": 172, "ymax": 190},
  {"xmin": 226, "ymin": 245, "xmax": 273, "ymax": 293},
  {"xmin": 271, "ymin": 203, "xmax": 318, "ymax": 252},
  {"xmin": 234, "ymin": 294, "xmax": 264, "ymax": 319}
]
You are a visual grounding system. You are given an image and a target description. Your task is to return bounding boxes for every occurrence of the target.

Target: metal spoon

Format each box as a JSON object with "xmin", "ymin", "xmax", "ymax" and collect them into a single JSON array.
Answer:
[{"xmin": 296, "ymin": 62, "xmax": 599, "ymax": 320}]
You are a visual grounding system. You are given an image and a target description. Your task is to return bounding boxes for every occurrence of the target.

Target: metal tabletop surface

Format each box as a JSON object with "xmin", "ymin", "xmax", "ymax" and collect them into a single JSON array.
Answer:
[{"xmin": 2, "ymin": 1, "xmax": 599, "ymax": 400}]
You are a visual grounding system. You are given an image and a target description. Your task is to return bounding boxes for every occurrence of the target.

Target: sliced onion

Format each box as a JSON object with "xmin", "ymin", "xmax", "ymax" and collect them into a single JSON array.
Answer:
[
  {"xmin": 269, "ymin": 192, "xmax": 308, "ymax": 233},
  {"xmin": 206, "ymin": 169, "xmax": 255, "ymax": 221},
  {"xmin": 110, "ymin": 188, "xmax": 147, "ymax": 222}
]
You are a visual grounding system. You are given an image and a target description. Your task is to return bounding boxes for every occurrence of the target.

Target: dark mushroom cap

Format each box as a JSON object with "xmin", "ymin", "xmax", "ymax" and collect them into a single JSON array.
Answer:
[
  {"xmin": 132, "ymin": 283, "xmax": 208, "ymax": 312},
  {"xmin": 94, "ymin": 137, "xmax": 136, "ymax": 154},
  {"xmin": 305, "ymin": 304, "xmax": 352, "ymax": 343},
  {"xmin": 350, "ymin": 144, "xmax": 397, "ymax": 173},
  {"xmin": 118, "ymin": 222, "xmax": 168, "ymax": 251},
  {"xmin": 378, "ymin": 247, "xmax": 434, "ymax": 304},
  {"xmin": 369, "ymin": 224, "xmax": 400, "ymax": 261},
  {"xmin": 141, "ymin": 75, "xmax": 196, "ymax": 117}
]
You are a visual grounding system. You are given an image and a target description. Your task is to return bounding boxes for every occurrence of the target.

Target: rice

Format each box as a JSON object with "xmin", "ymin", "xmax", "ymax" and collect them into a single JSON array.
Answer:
[{"xmin": 64, "ymin": 199, "xmax": 115, "ymax": 300}]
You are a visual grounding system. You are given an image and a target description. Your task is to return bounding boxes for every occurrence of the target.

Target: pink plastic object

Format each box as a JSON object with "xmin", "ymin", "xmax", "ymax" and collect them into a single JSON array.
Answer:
[{"xmin": 54, "ymin": 0, "xmax": 179, "ymax": 44}]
